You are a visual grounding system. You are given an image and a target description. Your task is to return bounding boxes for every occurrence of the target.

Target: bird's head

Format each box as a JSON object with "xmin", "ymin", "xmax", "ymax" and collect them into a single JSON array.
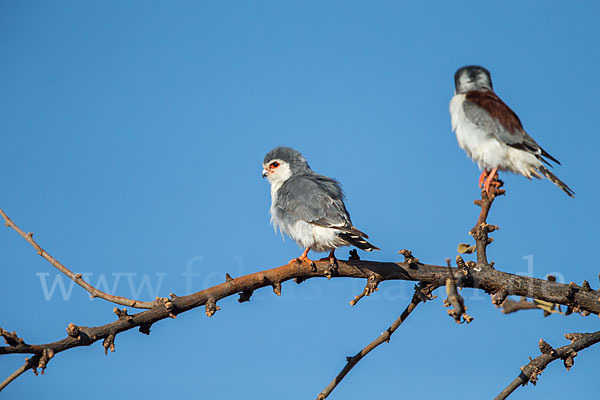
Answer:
[
  {"xmin": 262, "ymin": 146, "xmax": 310, "ymax": 185},
  {"xmin": 454, "ymin": 65, "xmax": 493, "ymax": 94}
]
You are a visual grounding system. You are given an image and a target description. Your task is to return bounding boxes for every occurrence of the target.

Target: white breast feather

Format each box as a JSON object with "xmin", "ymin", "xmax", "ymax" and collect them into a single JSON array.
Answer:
[
  {"xmin": 269, "ymin": 184, "xmax": 346, "ymax": 253},
  {"xmin": 449, "ymin": 94, "xmax": 541, "ymax": 177}
]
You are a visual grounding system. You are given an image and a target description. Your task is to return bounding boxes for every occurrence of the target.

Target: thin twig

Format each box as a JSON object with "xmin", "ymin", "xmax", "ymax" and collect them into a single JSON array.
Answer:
[
  {"xmin": 0, "ymin": 356, "xmax": 37, "ymax": 391},
  {"xmin": 443, "ymin": 261, "xmax": 472, "ymax": 323},
  {"xmin": 494, "ymin": 331, "xmax": 600, "ymax": 400},
  {"xmin": 349, "ymin": 274, "xmax": 381, "ymax": 306},
  {"xmin": 0, "ymin": 208, "xmax": 154, "ymax": 309},
  {"xmin": 471, "ymin": 186, "xmax": 504, "ymax": 266},
  {"xmin": 316, "ymin": 283, "xmax": 436, "ymax": 399}
]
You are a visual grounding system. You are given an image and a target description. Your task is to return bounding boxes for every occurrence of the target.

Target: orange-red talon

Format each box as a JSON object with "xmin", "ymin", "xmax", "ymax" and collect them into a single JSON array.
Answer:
[
  {"xmin": 290, "ymin": 247, "xmax": 316, "ymax": 265},
  {"xmin": 478, "ymin": 170, "xmax": 489, "ymax": 189}
]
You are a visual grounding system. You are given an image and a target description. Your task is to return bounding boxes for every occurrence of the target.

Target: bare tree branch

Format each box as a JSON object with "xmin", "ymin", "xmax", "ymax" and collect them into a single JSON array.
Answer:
[
  {"xmin": 317, "ymin": 282, "xmax": 437, "ymax": 400},
  {"xmin": 495, "ymin": 331, "xmax": 600, "ymax": 400},
  {"xmin": 0, "ymin": 208, "xmax": 155, "ymax": 309},
  {"xmin": 1, "ymin": 189, "xmax": 599, "ymax": 394}
]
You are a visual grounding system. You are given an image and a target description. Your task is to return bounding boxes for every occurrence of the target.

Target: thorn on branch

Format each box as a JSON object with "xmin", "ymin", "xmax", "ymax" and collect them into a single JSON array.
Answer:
[
  {"xmin": 205, "ymin": 297, "xmax": 220, "ymax": 317},
  {"xmin": 139, "ymin": 323, "xmax": 152, "ymax": 335},
  {"xmin": 113, "ymin": 308, "xmax": 133, "ymax": 321},
  {"xmin": 539, "ymin": 339, "xmax": 555, "ymax": 356},
  {"xmin": 0, "ymin": 328, "xmax": 25, "ymax": 346},
  {"xmin": 398, "ymin": 249, "xmax": 419, "ymax": 267},
  {"xmin": 103, "ymin": 334, "xmax": 115, "ymax": 355},
  {"xmin": 294, "ymin": 277, "xmax": 305, "ymax": 285},
  {"xmin": 350, "ymin": 274, "xmax": 381, "ymax": 306},
  {"xmin": 238, "ymin": 289, "xmax": 253, "ymax": 303},
  {"xmin": 563, "ymin": 350, "xmax": 577, "ymax": 371},
  {"xmin": 272, "ymin": 281, "xmax": 282, "ymax": 296},
  {"xmin": 225, "ymin": 273, "xmax": 233, "ymax": 282},
  {"xmin": 348, "ymin": 249, "xmax": 360, "ymax": 261},
  {"xmin": 169, "ymin": 293, "xmax": 178, "ymax": 299},
  {"xmin": 581, "ymin": 280, "xmax": 591, "ymax": 292},
  {"xmin": 547, "ymin": 275, "xmax": 557, "ymax": 282},
  {"xmin": 456, "ymin": 255, "xmax": 467, "ymax": 270},
  {"xmin": 66, "ymin": 323, "xmax": 80, "ymax": 339}
]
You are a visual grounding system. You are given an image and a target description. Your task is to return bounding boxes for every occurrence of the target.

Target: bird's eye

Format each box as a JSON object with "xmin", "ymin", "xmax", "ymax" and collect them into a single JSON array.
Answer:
[{"xmin": 270, "ymin": 162, "xmax": 280, "ymax": 168}]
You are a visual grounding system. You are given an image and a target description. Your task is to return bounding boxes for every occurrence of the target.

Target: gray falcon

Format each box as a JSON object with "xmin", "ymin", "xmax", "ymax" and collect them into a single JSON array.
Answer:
[
  {"xmin": 449, "ymin": 65, "xmax": 574, "ymax": 197},
  {"xmin": 262, "ymin": 146, "xmax": 379, "ymax": 265}
]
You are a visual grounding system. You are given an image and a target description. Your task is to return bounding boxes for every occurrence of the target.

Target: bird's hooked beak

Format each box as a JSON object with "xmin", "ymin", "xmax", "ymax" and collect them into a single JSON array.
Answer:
[{"xmin": 262, "ymin": 168, "xmax": 269, "ymax": 178}]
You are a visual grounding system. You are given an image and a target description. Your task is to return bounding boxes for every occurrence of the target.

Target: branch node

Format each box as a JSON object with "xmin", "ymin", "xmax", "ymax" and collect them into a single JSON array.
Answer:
[
  {"xmin": 538, "ymin": 338, "xmax": 555, "ymax": 356},
  {"xmin": 66, "ymin": 323, "xmax": 80, "ymax": 339},
  {"xmin": 0, "ymin": 328, "xmax": 25, "ymax": 346},
  {"xmin": 36, "ymin": 348, "xmax": 54, "ymax": 374},
  {"xmin": 455, "ymin": 255, "xmax": 467, "ymax": 270},
  {"xmin": 350, "ymin": 274, "xmax": 381, "ymax": 306},
  {"xmin": 272, "ymin": 281, "xmax": 282, "ymax": 296},
  {"xmin": 294, "ymin": 277, "xmax": 305, "ymax": 285},
  {"xmin": 563, "ymin": 350, "xmax": 577, "ymax": 371},
  {"xmin": 103, "ymin": 334, "xmax": 115, "ymax": 355},
  {"xmin": 139, "ymin": 323, "xmax": 152, "ymax": 335},
  {"xmin": 205, "ymin": 297, "xmax": 219, "ymax": 317},
  {"xmin": 581, "ymin": 280, "xmax": 592, "ymax": 292},
  {"xmin": 564, "ymin": 332, "xmax": 585, "ymax": 344},
  {"xmin": 113, "ymin": 307, "xmax": 133, "ymax": 321},
  {"xmin": 238, "ymin": 289, "xmax": 253, "ymax": 303},
  {"xmin": 348, "ymin": 249, "xmax": 360, "ymax": 261},
  {"xmin": 398, "ymin": 249, "xmax": 419, "ymax": 266}
]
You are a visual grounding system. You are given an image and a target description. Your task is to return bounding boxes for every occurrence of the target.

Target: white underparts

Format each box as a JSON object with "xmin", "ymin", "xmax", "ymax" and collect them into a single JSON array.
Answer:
[
  {"xmin": 449, "ymin": 94, "xmax": 541, "ymax": 177},
  {"xmin": 269, "ymin": 181, "xmax": 346, "ymax": 253}
]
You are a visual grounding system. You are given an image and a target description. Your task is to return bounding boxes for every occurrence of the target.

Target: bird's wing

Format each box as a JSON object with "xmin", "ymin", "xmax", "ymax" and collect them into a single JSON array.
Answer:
[
  {"xmin": 275, "ymin": 174, "xmax": 353, "ymax": 230},
  {"xmin": 463, "ymin": 91, "xmax": 559, "ymax": 164}
]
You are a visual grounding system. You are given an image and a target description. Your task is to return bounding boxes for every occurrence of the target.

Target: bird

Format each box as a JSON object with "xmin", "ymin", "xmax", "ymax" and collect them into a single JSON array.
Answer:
[
  {"xmin": 262, "ymin": 146, "xmax": 379, "ymax": 267},
  {"xmin": 449, "ymin": 65, "xmax": 574, "ymax": 197}
]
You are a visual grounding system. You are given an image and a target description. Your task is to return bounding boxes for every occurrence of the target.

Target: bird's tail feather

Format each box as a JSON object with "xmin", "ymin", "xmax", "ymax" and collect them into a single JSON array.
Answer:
[
  {"xmin": 537, "ymin": 165, "xmax": 575, "ymax": 198},
  {"xmin": 338, "ymin": 232, "xmax": 380, "ymax": 251}
]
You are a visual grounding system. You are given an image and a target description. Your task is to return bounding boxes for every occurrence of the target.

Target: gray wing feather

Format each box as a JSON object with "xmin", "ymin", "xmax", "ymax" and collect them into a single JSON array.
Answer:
[
  {"xmin": 275, "ymin": 175, "xmax": 352, "ymax": 229},
  {"xmin": 463, "ymin": 99, "xmax": 541, "ymax": 154}
]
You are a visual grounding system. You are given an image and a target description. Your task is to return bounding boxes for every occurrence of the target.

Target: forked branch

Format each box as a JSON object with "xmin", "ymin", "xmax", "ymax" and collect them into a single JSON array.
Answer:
[
  {"xmin": 495, "ymin": 331, "xmax": 600, "ymax": 400},
  {"xmin": 1, "ymin": 188, "xmax": 599, "ymax": 396},
  {"xmin": 317, "ymin": 282, "xmax": 436, "ymax": 400}
]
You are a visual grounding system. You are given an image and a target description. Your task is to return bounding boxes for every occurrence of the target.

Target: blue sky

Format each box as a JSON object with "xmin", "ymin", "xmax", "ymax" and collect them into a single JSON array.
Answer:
[{"xmin": 1, "ymin": 1, "xmax": 599, "ymax": 399}]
